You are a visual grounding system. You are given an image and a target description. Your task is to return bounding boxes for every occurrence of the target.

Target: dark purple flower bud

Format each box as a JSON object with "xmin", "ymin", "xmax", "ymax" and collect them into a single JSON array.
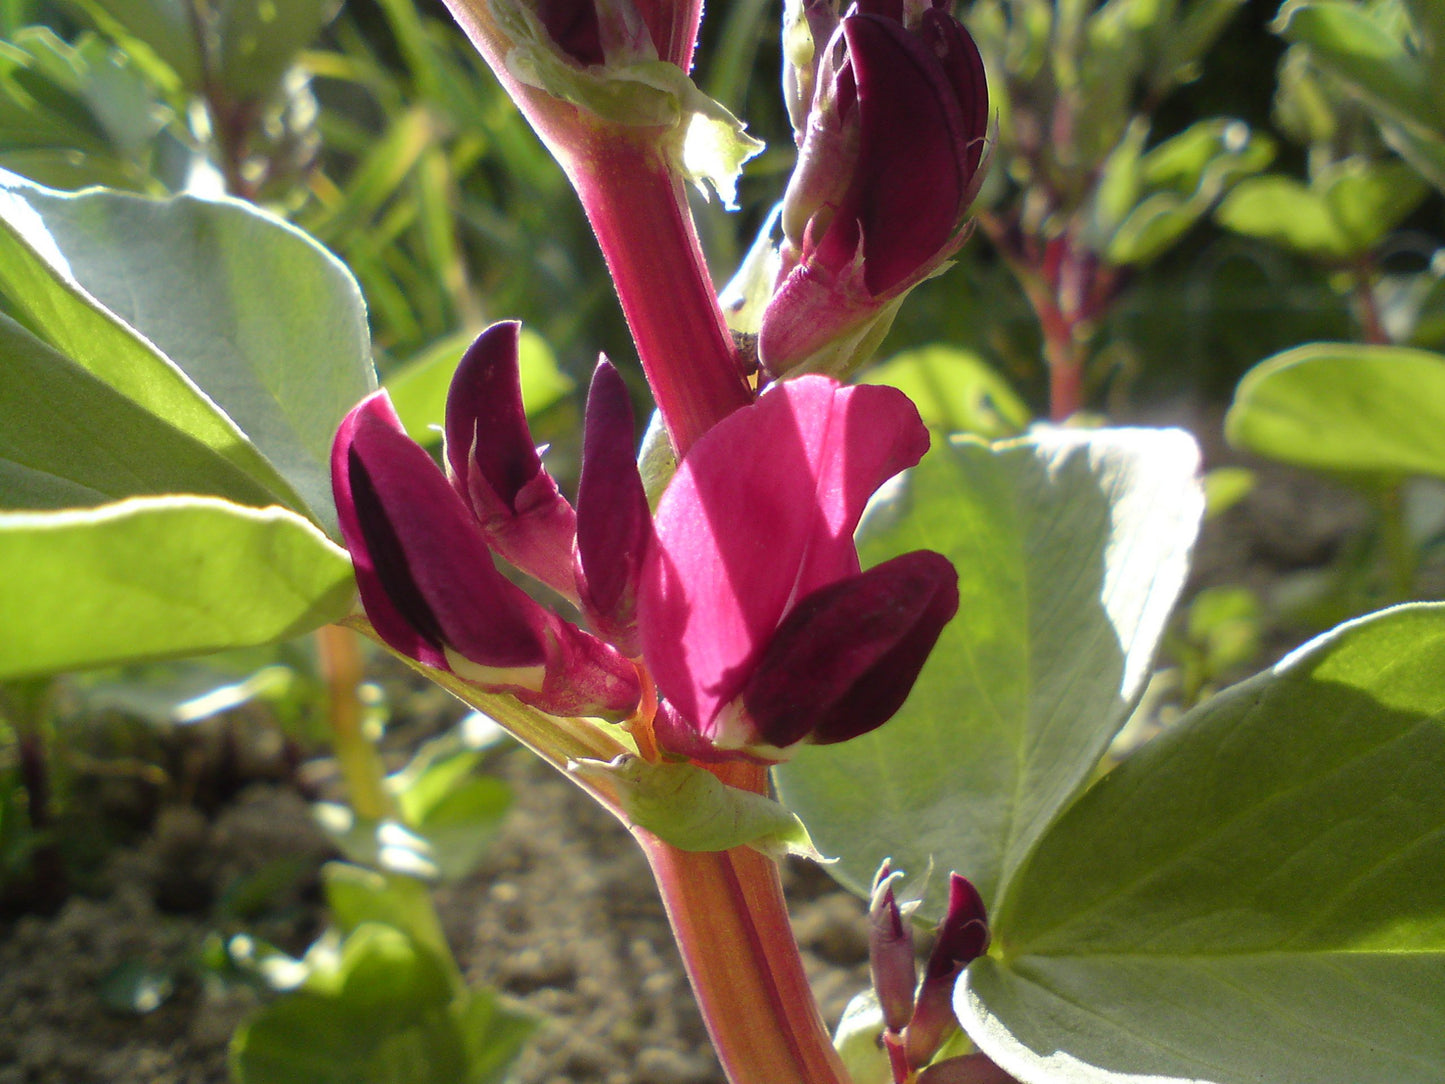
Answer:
[
  {"xmin": 445, "ymin": 322, "xmax": 579, "ymax": 601},
  {"xmin": 525, "ymin": 0, "xmax": 702, "ymax": 69},
  {"xmin": 534, "ymin": 0, "xmax": 606, "ymax": 65},
  {"xmin": 906, "ymin": 873, "xmax": 989, "ymax": 1070},
  {"xmin": 734, "ymin": 549, "xmax": 959, "ymax": 750},
  {"xmin": 334, "ymin": 391, "xmax": 641, "ymax": 720},
  {"xmin": 575, "ymin": 359, "xmax": 653, "ymax": 656},
  {"xmin": 761, "ymin": 2, "xmax": 989, "ymax": 377},
  {"xmin": 916, "ymin": 1053, "xmax": 1019, "ymax": 1084},
  {"xmin": 868, "ymin": 860, "xmax": 917, "ymax": 1033}
]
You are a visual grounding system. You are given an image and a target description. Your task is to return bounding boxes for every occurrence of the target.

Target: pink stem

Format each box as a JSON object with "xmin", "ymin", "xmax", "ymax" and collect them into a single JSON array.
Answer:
[
  {"xmin": 633, "ymin": 765, "xmax": 851, "ymax": 1084},
  {"xmin": 562, "ymin": 132, "xmax": 753, "ymax": 455},
  {"xmin": 435, "ymin": 3, "xmax": 752, "ymax": 455}
]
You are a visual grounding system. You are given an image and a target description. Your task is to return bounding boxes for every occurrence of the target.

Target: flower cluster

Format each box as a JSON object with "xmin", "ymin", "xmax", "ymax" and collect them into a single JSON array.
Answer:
[
  {"xmin": 869, "ymin": 863, "xmax": 992, "ymax": 1079},
  {"xmin": 332, "ymin": 322, "xmax": 958, "ymax": 761}
]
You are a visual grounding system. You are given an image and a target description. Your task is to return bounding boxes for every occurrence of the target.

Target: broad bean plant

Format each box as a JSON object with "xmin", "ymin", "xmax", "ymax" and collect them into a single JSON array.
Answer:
[{"xmin": 1, "ymin": 0, "xmax": 1443, "ymax": 1082}]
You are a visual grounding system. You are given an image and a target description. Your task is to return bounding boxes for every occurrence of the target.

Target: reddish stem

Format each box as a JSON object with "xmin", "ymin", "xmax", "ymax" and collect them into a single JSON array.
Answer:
[
  {"xmin": 633, "ymin": 761, "xmax": 851, "ymax": 1084},
  {"xmin": 562, "ymin": 132, "xmax": 753, "ymax": 455},
  {"xmin": 1352, "ymin": 258, "xmax": 1389, "ymax": 346}
]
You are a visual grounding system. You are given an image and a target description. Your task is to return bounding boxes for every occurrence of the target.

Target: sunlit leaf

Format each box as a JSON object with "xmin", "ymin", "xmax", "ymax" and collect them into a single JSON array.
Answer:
[
  {"xmin": 962, "ymin": 604, "xmax": 1445, "ymax": 1084},
  {"xmin": 0, "ymin": 497, "xmax": 355, "ymax": 680}
]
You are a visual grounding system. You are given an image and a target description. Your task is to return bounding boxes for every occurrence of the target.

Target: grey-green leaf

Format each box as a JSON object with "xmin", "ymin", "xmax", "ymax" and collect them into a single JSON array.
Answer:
[
  {"xmin": 0, "ymin": 313, "xmax": 276, "ymax": 510},
  {"xmin": 961, "ymin": 603, "xmax": 1445, "ymax": 1084},
  {"xmin": 775, "ymin": 428, "xmax": 1204, "ymax": 920},
  {"xmin": 0, "ymin": 172, "xmax": 376, "ymax": 535}
]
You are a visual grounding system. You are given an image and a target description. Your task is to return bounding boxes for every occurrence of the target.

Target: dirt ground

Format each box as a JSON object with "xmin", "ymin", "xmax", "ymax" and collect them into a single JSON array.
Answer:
[{"xmin": 0, "ymin": 740, "xmax": 874, "ymax": 1084}]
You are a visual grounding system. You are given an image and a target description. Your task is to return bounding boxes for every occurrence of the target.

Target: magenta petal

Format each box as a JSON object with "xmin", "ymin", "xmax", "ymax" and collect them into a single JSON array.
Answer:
[
  {"xmin": 638, "ymin": 376, "xmax": 930, "ymax": 732},
  {"xmin": 445, "ymin": 322, "xmax": 578, "ymax": 598},
  {"xmin": 338, "ymin": 394, "xmax": 550, "ymax": 671},
  {"xmin": 575, "ymin": 360, "xmax": 652, "ymax": 655},
  {"xmin": 741, "ymin": 550, "xmax": 959, "ymax": 748}
]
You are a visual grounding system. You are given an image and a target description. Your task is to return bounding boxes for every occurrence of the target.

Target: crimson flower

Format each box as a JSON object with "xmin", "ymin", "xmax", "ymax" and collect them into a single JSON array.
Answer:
[
  {"xmin": 638, "ymin": 375, "xmax": 958, "ymax": 759},
  {"xmin": 760, "ymin": 0, "xmax": 989, "ymax": 376},
  {"xmin": 331, "ymin": 327, "xmax": 640, "ymax": 720},
  {"xmin": 331, "ymin": 326, "xmax": 956, "ymax": 762}
]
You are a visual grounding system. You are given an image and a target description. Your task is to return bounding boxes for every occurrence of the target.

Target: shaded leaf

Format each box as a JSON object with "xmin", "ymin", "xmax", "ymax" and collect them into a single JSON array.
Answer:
[{"xmin": 775, "ymin": 428, "xmax": 1203, "ymax": 920}]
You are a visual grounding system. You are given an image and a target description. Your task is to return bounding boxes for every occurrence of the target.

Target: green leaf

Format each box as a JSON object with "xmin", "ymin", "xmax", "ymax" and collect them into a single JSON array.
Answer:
[
  {"xmin": 774, "ymin": 428, "xmax": 1204, "ymax": 920},
  {"xmin": 570, "ymin": 755, "xmax": 824, "ymax": 860},
  {"xmin": 384, "ymin": 327, "xmax": 573, "ymax": 447},
  {"xmin": 323, "ymin": 863, "xmax": 455, "ymax": 972},
  {"xmin": 231, "ymin": 924, "xmax": 461, "ymax": 1084},
  {"xmin": 961, "ymin": 604, "xmax": 1445, "ymax": 1084},
  {"xmin": 72, "ymin": 0, "xmax": 203, "ymax": 90},
  {"xmin": 1226, "ymin": 343, "xmax": 1445, "ymax": 479},
  {"xmin": 0, "ymin": 172, "xmax": 376, "ymax": 535},
  {"xmin": 0, "ymin": 496, "xmax": 355, "ymax": 680},
  {"xmin": 862, "ymin": 345, "xmax": 1031, "ymax": 439},
  {"xmin": 0, "ymin": 173, "xmax": 293, "ymax": 505},
  {"xmin": 97, "ymin": 959, "xmax": 176, "ymax": 1014},
  {"xmin": 216, "ymin": 0, "xmax": 338, "ymax": 102},
  {"xmin": 1107, "ymin": 120, "xmax": 1273, "ymax": 266},
  {"xmin": 1217, "ymin": 160, "xmax": 1428, "ymax": 261},
  {"xmin": 1215, "ymin": 174, "xmax": 1348, "ymax": 258},
  {"xmin": 1276, "ymin": 0, "xmax": 1435, "ymax": 131},
  {"xmin": 452, "ymin": 986, "xmax": 537, "ymax": 1084},
  {"xmin": 232, "ymin": 920, "xmax": 534, "ymax": 1084},
  {"xmin": 0, "ymin": 313, "xmax": 279, "ymax": 510}
]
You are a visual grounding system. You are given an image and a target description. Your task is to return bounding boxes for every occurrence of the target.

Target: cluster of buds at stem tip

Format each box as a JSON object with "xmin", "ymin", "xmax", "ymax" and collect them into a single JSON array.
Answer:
[
  {"xmin": 332, "ymin": 323, "xmax": 960, "ymax": 762},
  {"xmin": 869, "ymin": 862, "xmax": 992, "ymax": 1080},
  {"xmin": 755, "ymin": 0, "xmax": 990, "ymax": 379}
]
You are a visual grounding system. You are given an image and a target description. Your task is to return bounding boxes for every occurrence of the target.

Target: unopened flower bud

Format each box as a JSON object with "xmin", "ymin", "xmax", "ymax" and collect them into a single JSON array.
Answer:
[
  {"xmin": 905, "ymin": 873, "xmax": 989, "ymax": 1069},
  {"xmin": 575, "ymin": 359, "xmax": 652, "ymax": 656},
  {"xmin": 760, "ymin": 2, "xmax": 988, "ymax": 378},
  {"xmin": 916, "ymin": 1053, "xmax": 1019, "ymax": 1084},
  {"xmin": 868, "ymin": 861, "xmax": 917, "ymax": 1032}
]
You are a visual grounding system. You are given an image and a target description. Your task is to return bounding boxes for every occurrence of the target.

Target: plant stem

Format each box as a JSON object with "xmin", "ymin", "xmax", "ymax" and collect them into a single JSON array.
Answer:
[
  {"xmin": 1351, "ymin": 258, "xmax": 1389, "ymax": 346},
  {"xmin": 563, "ymin": 132, "xmax": 753, "ymax": 456},
  {"xmin": 1378, "ymin": 483, "xmax": 1416, "ymax": 604},
  {"xmin": 2, "ymin": 678, "xmax": 67, "ymax": 911},
  {"xmin": 635, "ymin": 761, "xmax": 851, "ymax": 1084},
  {"xmin": 317, "ymin": 624, "xmax": 393, "ymax": 821}
]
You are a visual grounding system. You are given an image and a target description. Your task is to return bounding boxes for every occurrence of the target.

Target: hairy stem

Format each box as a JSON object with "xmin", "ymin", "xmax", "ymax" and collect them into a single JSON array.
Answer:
[
  {"xmin": 636, "ymin": 762, "xmax": 851, "ymax": 1084},
  {"xmin": 563, "ymin": 132, "xmax": 753, "ymax": 455}
]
